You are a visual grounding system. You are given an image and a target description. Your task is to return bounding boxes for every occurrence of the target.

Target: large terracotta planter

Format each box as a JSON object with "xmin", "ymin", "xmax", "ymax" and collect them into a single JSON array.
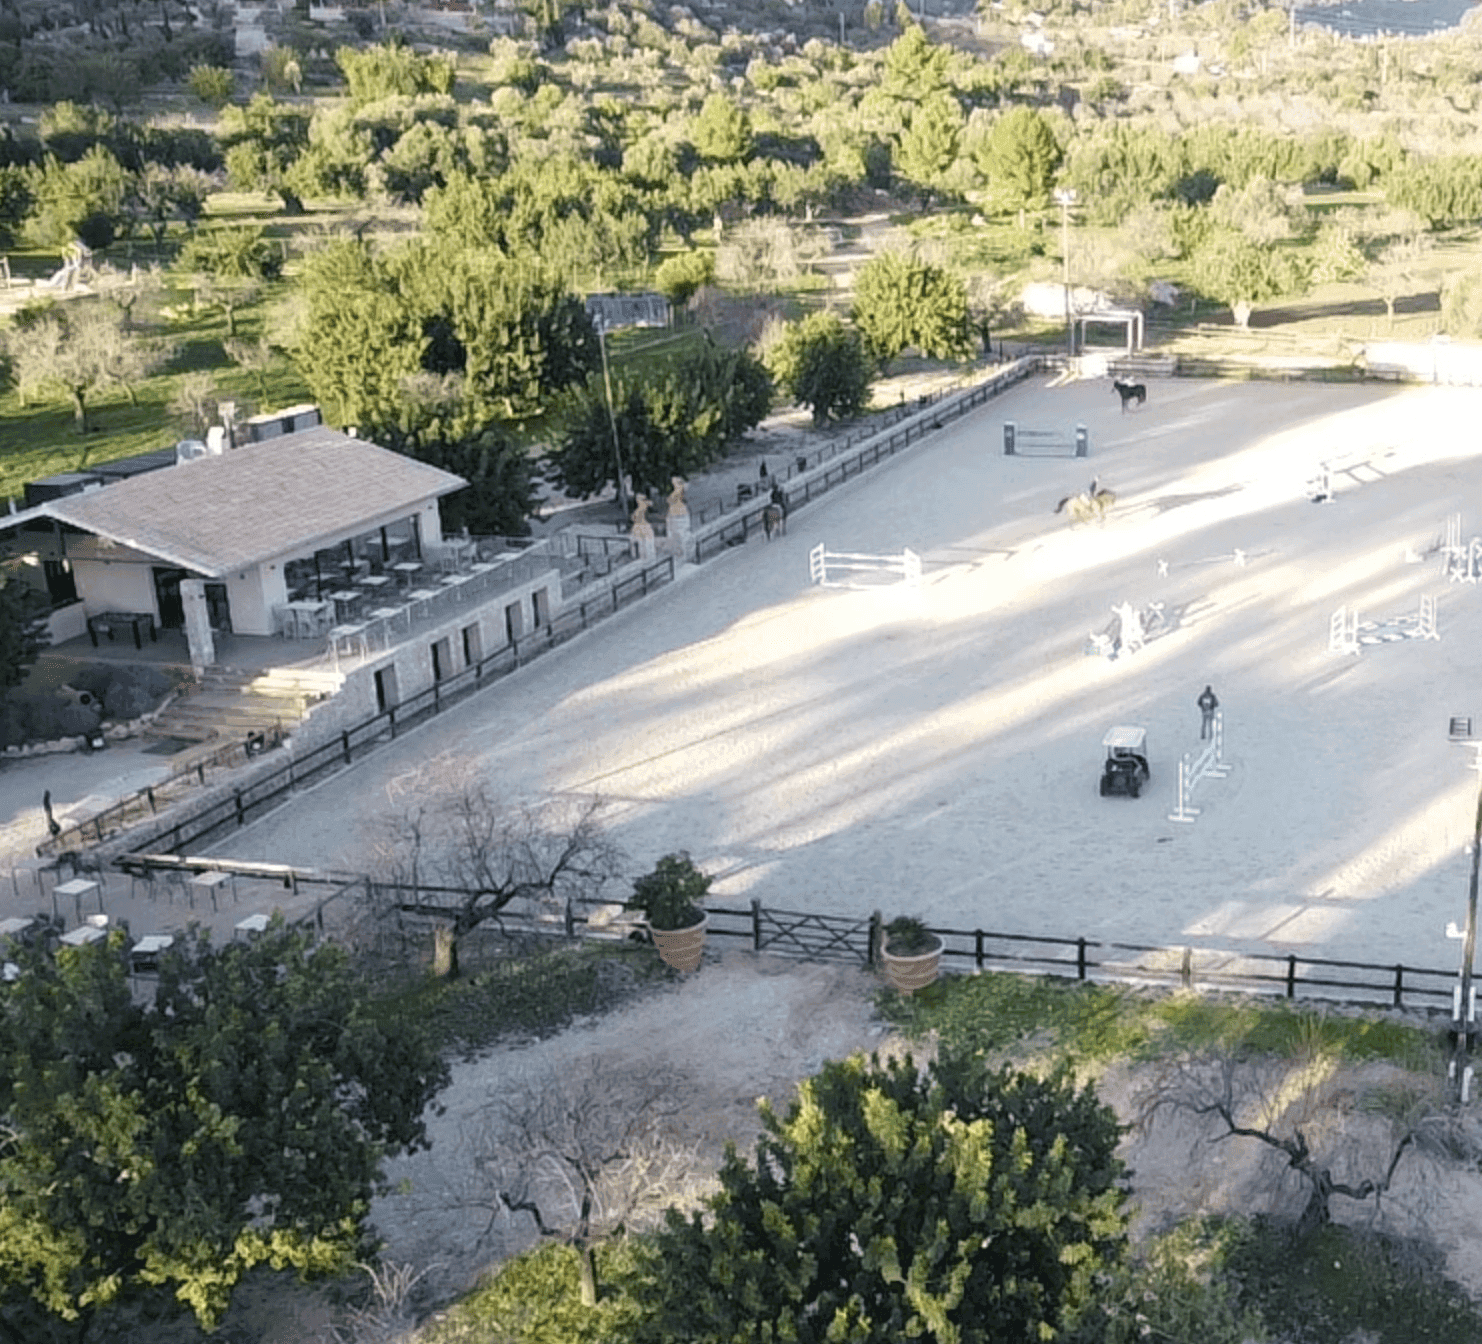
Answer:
[
  {"xmin": 650, "ymin": 914, "xmax": 708, "ymax": 973},
  {"xmin": 879, "ymin": 938, "xmax": 943, "ymax": 994}
]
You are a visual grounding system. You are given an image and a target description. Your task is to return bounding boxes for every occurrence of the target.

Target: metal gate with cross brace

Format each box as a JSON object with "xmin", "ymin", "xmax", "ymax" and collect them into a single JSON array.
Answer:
[{"xmin": 751, "ymin": 900, "xmax": 875, "ymax": 964}]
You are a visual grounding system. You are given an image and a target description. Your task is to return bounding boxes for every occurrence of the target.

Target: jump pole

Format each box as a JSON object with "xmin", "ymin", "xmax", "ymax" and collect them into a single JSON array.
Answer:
[{"xmin": 1168, "ymin": 711, "xmax": 1229, "ymax": 824}]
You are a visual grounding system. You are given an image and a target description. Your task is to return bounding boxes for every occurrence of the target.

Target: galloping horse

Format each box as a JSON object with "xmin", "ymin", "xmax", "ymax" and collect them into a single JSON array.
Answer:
[
  {"xmin": 1113, "ymin": 380, "xmax": 1146, "ymax": 412},
  {"xmin": 1055, "ymin": 478, "xmax": 1116, "ymax": 525}
]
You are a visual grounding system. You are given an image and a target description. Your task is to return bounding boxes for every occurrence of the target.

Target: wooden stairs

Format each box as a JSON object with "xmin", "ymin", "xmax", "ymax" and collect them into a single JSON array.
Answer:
[{"xmin": 146, "ymin": 665, "xmax": 345, "ymax": 744}]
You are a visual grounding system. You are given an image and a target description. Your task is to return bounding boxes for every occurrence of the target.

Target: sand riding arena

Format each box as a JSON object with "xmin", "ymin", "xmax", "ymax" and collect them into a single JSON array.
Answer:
[{"xmin": 224, "ymin": 376, "xmax": 1482, "ymax": 977}]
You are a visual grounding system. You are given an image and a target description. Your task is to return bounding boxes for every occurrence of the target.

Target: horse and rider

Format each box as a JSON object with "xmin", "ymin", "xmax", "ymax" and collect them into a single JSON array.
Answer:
[
  {"xmin": 763, "ymin": 482, "xmax": 788, "ymax": 539},
  {"xmin": 1054, "ymin": 477, "xmax": 1116, "ymax": 525}
]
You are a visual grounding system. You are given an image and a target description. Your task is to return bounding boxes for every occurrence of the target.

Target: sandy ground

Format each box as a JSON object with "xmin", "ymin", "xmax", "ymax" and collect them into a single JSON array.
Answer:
[
  {"xmin": 226, "ymin": 375, "xmax": 1482, "ymax": 974},
  {"xmin": 203, "ymin": 371, "xmax": 1482, "ymax": 1334}
]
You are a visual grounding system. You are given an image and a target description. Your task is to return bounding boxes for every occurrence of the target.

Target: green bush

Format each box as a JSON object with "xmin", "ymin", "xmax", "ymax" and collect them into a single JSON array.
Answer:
[
  {"xmin": 187, "ymin": 64, "xmax": 234, "ymax": 110},
  {"xmin": 421, "ymin": 1240, "xmax": 650, "ymax": 1344}
]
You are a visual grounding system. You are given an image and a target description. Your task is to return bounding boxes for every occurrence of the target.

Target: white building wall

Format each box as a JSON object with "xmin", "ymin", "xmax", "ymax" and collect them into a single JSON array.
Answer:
[
  {"xmin": 71, "ymin": 558, "xmax": 159, "ymax": 616},
  {"xmin": 224, "ymin": 568, "xmax": 275, "ymax": 637},
  {"xmin": 292, "ymin": 569, "xmax": 564, "ymax": 753}
]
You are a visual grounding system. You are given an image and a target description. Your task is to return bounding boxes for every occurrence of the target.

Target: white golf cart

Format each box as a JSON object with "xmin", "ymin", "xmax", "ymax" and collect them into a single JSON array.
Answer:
[{"xmin": 1100, "ymin": 725, "xmax": 1150, "ymax": 798}]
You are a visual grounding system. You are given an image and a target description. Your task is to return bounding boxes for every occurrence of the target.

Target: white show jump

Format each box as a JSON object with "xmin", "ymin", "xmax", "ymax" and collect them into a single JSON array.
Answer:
[
  {"xmin": 1003, "ymin": 421, "xmax": 1089, "ymax": 458},
  {"xmin": 810, "ymin": 543, "xmax": 921, "ymax": 589},
  {"xmin": 1330, "ymin": 595, "xmax": 1440, "ymax": 654},
  {"xmin": 1168, "ymin": 710, "xmax": 1230, "ymax": 824}
]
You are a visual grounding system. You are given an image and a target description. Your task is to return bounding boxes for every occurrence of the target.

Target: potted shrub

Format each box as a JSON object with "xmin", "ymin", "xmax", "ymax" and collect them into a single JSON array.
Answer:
[
  {"xmin": 628, "ymin": 852, "xmax": 711, "ymax": 972},
  {"xmin": 878, "ymin": 915, "xmax": 943, "ymax": 994}
]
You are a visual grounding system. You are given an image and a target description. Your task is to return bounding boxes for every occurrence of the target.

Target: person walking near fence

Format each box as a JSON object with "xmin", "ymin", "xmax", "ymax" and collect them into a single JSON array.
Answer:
[{"xmin": 1197, "ymin": 685, "xmax": 1219, "ymax": 739}]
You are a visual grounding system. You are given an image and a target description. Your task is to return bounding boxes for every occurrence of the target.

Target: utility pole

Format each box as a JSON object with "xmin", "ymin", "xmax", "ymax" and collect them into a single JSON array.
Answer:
[
  {"xmin": 1053, "ymin": 188, "xmax": 1077, "ymax": 360},
  {"xmin": 1453, "ymin": 775, "xmax": 1482, "ymax": 1102},
  {"xmin": 597, "ymin": 323, "xmax": 630, "ymax": 524}
]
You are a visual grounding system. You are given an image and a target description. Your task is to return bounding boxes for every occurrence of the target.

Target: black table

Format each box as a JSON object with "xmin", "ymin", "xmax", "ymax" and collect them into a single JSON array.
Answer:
[{"xmin": 87, "ymin": 611, "xmax": 157, "ymax": 649}]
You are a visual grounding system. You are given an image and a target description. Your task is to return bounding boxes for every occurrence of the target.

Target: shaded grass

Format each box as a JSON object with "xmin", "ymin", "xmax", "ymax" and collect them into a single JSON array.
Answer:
[
  {"xmin": 1223, "ymin": 1216, "xmax": 1482, "ymax": 1344},
  {"xmin": 366, "ymin": 941, "xmax": 676, "ymax": 1060}
]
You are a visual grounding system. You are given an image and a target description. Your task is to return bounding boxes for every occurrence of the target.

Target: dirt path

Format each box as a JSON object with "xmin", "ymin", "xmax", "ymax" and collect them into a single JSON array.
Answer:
[{"xmin": 370, "ymin": 953, "xmax": 891, "ymax": 1302}]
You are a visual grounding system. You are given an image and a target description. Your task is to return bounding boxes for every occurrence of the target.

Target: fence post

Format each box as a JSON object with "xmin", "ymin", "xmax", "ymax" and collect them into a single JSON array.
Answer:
[
  {"xmin": 1076, "ymin": 937, "xmax": 1088, "ymax": 980},
  {"xmin": 342, "ymin": 731, "xmax": 352, "ymax": 765},
  {"xmin": 1393, "ymin": 964, "xmax": 1404, "ymax": 1009},
  {"xmin": 1286, "ymin": 955, "xmax": 1298, "ymax": 999},
  {"xmin": 196, "ymin": 762, "xmax": 206, "ymax": 786},
  {"xmin": 389, "ymin": 707, "xmax": 398, "ymax": 739},
  {"xmin": 1180, "ymin": 946, "xmax": 1192, "ymax": 989},
  {"xmin": 975, "ymin": 928, "xmax": 984, "ymax": 969},
  {"xmin": 146, "ymin": 787, "xmax": 156, "ymax": 815},
  {"xmin": 869, "ymin": 909, "xmax": 883, "ymax": 966},
  {"xmin": 234, "ymin": 790, "xmax": 244, "ymax": 827},
  {"xmin": 751, "ymin": 898, "xmax": 762, "ymax": 952}
]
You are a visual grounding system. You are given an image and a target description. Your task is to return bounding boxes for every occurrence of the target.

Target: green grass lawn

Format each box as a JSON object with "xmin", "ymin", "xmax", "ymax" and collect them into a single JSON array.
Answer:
[{"xmin": 0, "ymin": 292, "xmax": 312, "ymax": 505}]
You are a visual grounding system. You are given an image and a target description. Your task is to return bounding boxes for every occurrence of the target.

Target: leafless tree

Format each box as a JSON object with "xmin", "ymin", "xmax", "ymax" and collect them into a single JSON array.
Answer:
[
  {"xmin": 1134, "ymin": 1050, "xmax": 1477, "ymax": 1236},
  {"xmin": 169, "ymin": 370, "xmax": 219, "ymax": 437},
  {"xmin": 365, "ymin": 755, "xmax": 625, "ymax": 978},
  {"xmin": 460, "ymin": 1057, "xmax": 704, "ymax": 1306},
  {"xmin": 5, "ymin": 302, "xmax": 166, "ymax": 430},
  {"xmin": 223, "ymin": 335, "xmax": 277, "ymax": 402},
  {"xmin": 1368, "ymin": 234, "xmax": 1435, "ymax": 328}
]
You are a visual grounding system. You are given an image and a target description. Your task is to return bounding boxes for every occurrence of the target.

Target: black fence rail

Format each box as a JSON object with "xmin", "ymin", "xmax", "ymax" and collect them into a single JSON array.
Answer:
[
  {"xmin": 37, "ymin": 726, "xmax": 290, "ymax": 857},
  {"xmin": 98, "ymin": 854, "xmax": 1460, "ymax": 1018},
  {"xmin": 101, "ymin": 556, "xmax": 676, "ymax": 859},
  {"xmin": 689, "ymin": 358, "xmax": 1046, "ymax": 563},
  {"xmin": 927, "ymin": 924, "xmax": 1456, "ymax": 1012}
]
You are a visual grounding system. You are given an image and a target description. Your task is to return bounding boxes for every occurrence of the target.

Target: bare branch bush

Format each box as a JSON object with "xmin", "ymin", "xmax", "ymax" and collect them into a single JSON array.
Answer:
[
  {"xmin": 1134, "ymin": 1046, "xmax": 1478, "ymax": 1237},
  {"xmin": 322, "ymin": 1259, "xmax": 440, "ymax": 1344},
  {"xmin": 362, "ymin": 754, "xmax": 626, "ymax": 978},
  {"xmin": 456, "ymin": 1056, "xmax": 706, "ymax": 1306}
]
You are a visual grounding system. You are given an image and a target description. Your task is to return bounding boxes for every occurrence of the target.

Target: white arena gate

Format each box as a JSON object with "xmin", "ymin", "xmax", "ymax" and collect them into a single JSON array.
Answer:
[
  {"xmin": 1168, "ymin": 710, "xmax": 1230, "ymax": 824},
  {"xmin": 809, "ymin": 544, "xmax": 921, "ymax": 589}
]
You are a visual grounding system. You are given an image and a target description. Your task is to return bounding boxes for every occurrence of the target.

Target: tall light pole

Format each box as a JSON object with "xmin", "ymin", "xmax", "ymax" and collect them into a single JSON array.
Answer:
[
  {"xmin": 1452, "ymin": 768, "xmax": 1482, "ymax": 1101},
  {"xmin": 597, "ymin": 322, "xmax": 630, "ymax": 524},
  {"xmin": 1053, "ymin": 188, "xmax": 1077, "ymax": 360}
]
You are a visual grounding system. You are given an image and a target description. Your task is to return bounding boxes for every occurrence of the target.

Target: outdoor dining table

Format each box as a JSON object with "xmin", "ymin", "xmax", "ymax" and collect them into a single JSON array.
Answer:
[
  {"xmin": 129, "ymin": 934, "xmax": 173, "ymax": 974},
  {"xmin": 283, "ymin": 599, "xmax": 332, "ymax": 639},
  {"xmin": 326, "ymin": 589, "xmax": 363, "ymax": 621},
  {"xmin": 390, "ymin": 560, "xmax": 424, "ymax": 587},
  {"xmin": 54, "ymin": 877, "xmax": 101, "ymax": 922}
]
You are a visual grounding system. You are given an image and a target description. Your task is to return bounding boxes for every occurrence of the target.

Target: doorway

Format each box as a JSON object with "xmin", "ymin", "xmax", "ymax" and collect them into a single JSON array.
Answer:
[
  {"xmin": 152, "ymin": 567, "xmax": 187, "ymax": 628},
  {"xmin": 431, "ymin": 637, "xmax": 451, "ymax": 682},
  {"xmin": 204, "ymin": 582, "xmax": 232, "ymax": 632},
  {"xmin": 374, "ymin": 666, "xmax": 399, "ymax": 714}
]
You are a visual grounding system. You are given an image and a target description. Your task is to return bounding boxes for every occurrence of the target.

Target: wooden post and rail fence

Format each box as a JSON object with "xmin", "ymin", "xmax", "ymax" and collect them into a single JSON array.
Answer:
[{"xmin": 100, "ymin": 853, "xmax": 1463, "ymax": 1019}]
